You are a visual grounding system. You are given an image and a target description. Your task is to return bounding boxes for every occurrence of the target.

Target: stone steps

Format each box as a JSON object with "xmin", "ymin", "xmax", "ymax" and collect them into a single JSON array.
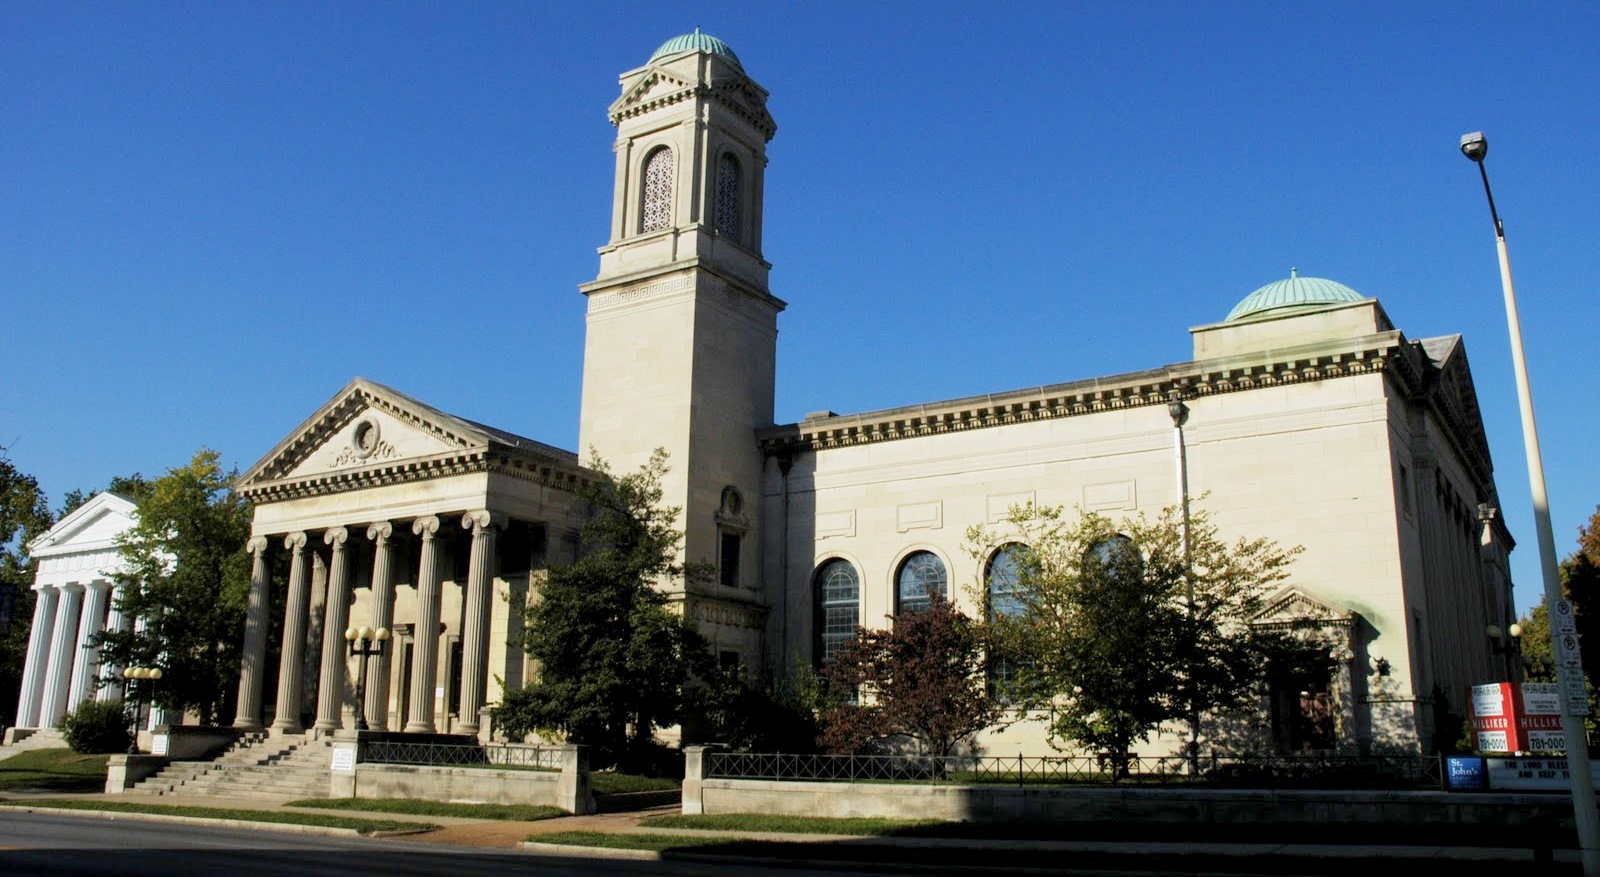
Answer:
[
  {"xmin": 135, "ymin": 735, "xmax": 333, "ymax": 800},
  {"xmin": 0, "ymin": 728, "xmax": 68, "ymax": 755}
]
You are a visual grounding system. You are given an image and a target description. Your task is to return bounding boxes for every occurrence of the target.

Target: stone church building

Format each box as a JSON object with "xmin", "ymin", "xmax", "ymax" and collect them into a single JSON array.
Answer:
[{"xmin": 16, "ymin": 31, "xmax": 1517, "ymax": 756}]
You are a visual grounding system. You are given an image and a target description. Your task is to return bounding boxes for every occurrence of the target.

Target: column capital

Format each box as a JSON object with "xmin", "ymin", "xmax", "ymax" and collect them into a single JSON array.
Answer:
[
  {"xmin": 84, "ymin": 579, "xmax": 112, "ymax": 594},
  {"xmin": 461, "ymin": 510, "xmax": 507, "ymax": 533},
  {"xmin": 33, "ymin": 581, "xmax": 60, "ymax": 594},
  {"xmin": 324, "ymin": 526, "xmax": 350, "ymax": 547},
  {"xmin": 412, "ymin": 515, "xmax": 441, "ymax": 539},
  {"xmin": 284, "ymin": 531, "xmax": 309, "ymax": 551},
  {"xmin": 61, "ymin": 582, "xmax": 85, "ymax": 595},
  {"xmin": 366, "ymin": 521, "xmax": 395, "ymax": 543},
  {"xmin": 247, "ymin": 535, "xmax": 270, "ymax": 555}
]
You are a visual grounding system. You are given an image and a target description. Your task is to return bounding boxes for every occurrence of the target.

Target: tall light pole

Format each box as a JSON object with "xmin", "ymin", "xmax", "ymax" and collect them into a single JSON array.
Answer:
[
  {"xmin": 1169, "ymin": 396, "xmax": 1199, "ymax": 774},
  {"xmin": 1460, "ymin": 130, "xmax": 1600, "ymax": 875}
]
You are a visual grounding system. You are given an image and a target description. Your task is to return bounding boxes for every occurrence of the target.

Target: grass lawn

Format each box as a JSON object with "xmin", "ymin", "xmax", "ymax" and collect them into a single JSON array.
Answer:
[
  {"xmin": 286, "ymin": 797, "xmax": 566, "ymax": 821},
  {"xmin": 0, "ymin": 749, "xmax": 110, "ymax": 793},
  {"xmin": 0, "ymin": 798, "xmax": 431, "ymax": 835},
  {"xmin": 639, "ymin": 813, "xmax": 936, "ymax": 835},
  {"xmin": 590, "ymin": 772, "xmax": 679, "ymax": 795}
]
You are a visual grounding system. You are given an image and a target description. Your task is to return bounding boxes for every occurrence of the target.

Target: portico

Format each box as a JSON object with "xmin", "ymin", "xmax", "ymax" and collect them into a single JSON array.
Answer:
[
  {"xmin": 231, "ymin": 378, "xmax": 588, "ymax": 738},
  {"xmin": 13, "ymin": 492, "xmax": 138, "ymax": 730}
]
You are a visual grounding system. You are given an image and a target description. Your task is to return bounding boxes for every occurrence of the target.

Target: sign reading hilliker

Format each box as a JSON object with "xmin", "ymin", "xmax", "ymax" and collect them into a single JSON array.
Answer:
[{"xmin": 1469, "ymin": 682, "xmax": 1564, "ymax": 753}]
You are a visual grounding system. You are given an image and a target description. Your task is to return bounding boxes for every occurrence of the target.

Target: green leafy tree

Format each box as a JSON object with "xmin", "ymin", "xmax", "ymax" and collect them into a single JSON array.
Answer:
[
  {"xmin": 1, "ymin": 451, "xmax": 54, "ymax": 725},
  {"xmin": 492, "ymin": 450, "xmax": 712, "ymax": 772},
  {"xmin": 690, "ymin": 664, "xmax": 827, "ymax": 754},
  {"xmin": 94, "ymin": 449, "xmax": 252, "ymax": 726},
  {"xmin": 968, "ymin": 503, "xmax": 1299, "ymax": 775},
  {"xmin": 819, "ymin": 594, "xmax": 1005, "ymax": 756}
]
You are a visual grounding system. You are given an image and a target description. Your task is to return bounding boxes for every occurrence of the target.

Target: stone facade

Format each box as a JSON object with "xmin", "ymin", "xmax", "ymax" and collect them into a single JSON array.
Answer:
[{"xmin": 18, "ymin": 32, "xmax": 1505, "ymax": 757}]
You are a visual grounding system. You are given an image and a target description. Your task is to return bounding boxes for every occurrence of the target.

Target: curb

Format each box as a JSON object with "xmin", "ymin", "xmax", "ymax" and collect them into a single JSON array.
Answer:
[
  {"xmin": 520, "ymin": 840, "xmax": 661, "ymax": 860},
  {"xmin": 3, "ymin": 805, "xmax": 435, "ymax": 839}
]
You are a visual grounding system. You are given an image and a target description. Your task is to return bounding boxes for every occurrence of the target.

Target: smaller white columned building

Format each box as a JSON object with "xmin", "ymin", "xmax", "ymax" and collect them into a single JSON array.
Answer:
[{"xmin": 13, "ymin": 492, "xmax": 138, "ymax": 730}]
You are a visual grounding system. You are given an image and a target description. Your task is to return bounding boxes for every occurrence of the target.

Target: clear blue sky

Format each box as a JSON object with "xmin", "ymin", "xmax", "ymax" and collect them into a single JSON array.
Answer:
[{"xmin": 4, "ymin": 2, "xmax": 1595, "ymax": 615}]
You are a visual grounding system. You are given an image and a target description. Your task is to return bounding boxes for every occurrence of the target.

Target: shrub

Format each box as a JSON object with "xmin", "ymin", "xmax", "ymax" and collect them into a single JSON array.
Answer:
[{"xmin": 61, "ymin": 698, "xmax": 133, "ymax": 754}]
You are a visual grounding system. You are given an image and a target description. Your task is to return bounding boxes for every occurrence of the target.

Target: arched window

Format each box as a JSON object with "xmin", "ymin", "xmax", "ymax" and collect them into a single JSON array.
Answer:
[
  {"xmin": 1086, "ymin": 534, "xmax": 1140, "ymax": 579},
  {"xmin": 896, "ymin": 551, "xmax": 947, "ymax": 614},
  {"xmin": 715, "ymin": 152, "xmax": 741, "ymax": 242},
  {"xmin": 814, "ymin": 559, "xmax": 859, "ymax": 662},
  {"xmin": 640, "ymin": 147, "xmax": 674, "ymax": 233},
  {"xmin": 986, "ymin": 544, "xmax": 1028, "ymax": 692}
]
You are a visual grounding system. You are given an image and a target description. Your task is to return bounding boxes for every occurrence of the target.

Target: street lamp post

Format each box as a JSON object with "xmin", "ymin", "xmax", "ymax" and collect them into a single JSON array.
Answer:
[
  {"xmin": 1460, "ymin": 130, "xmax": 1600, "ymax": 876},
  {"xmin": 1485, "ymin": 623, "xmax": 1523, "ymax": 683},
  {"xmin": 1168, "ymin": 396, "xmax": 1200, "ymax": 774},
  {"xmin": 345, "ymin": 626, "xmax": 390, "ymax": 732},
  {"xmin": 121, "ymin": 665, "xmax": 162, "ymax": 755}
]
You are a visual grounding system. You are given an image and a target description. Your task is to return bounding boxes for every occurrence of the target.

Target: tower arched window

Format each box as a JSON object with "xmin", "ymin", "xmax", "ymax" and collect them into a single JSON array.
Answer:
[
  {"xmin": 640, "ymin": 147, "xmax": 674, "ymax": 233},
  {"xmin": 896, "ymin": 551, "xmax": 947, "ymax": 614},
  {"xmin": 814, "ymin": 559, "xmax": 859, "ymax": 663},
  {"xmin": 715, "ymin": 152, "xmax": 741, "ymax": 242}
]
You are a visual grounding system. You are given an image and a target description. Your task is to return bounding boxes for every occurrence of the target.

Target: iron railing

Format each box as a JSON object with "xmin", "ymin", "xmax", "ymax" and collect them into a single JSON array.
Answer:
[
  {"xmin": 360, "ymin": 740, "xmax": 562, "ymax": 771},
  {"xmin": 704, "ymin": 751, "xmax": 1442, "ymax": 789}
]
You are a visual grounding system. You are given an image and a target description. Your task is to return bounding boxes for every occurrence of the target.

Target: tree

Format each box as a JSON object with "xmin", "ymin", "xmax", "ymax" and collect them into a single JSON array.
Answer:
[
  {"xmin": 492, "ymin": 450, "xmax": 712, "ymax": 772},
  {"xmin": 819, "ymin": 595, "xmax": 1005, "ymax": 757},
  {"xmin": 1, "ymin": 450, "xmax": 54, "ymax": 725},
  {"xmin": 94, "ymin": 449, "xmax": 252, "ymax": 726},
  {"xmin": 968, "ymin": 503, "xmax": 1299, "ymax": 774}
]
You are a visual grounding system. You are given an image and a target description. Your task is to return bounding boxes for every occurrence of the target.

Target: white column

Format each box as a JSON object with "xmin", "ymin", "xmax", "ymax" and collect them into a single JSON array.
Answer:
[
  {"xmin": 65, "ymin": 581, "xmax": 111, "ymax": 711},
  {"xmin": 404, "ymin": 516, "xmax": 443, "ymax": 733},
  {"xmin": 15, "ymin": 584, "xmax": 60, "ymax": 728},
  {"xmin": 365, "ymin": 522, "xmax": 398, "ymax": 731},
  {"xmin": 456, "ymin": 511, "xmax": 502, "ymax": 737},
  {"xmin": 96, "ymin": 583, "xmax": 132, "ymax": 703},
  {"xmin": 233, "ymin": 536, "xmax": 272, "ymax": 729},
  {"xmin": 313, "ymin": 527, "xmax": 353, "ymax": 733},
  {"xmin": 271, "ymin": 533, "xmax": 311, "ymax": 734},
  {"xmin": 37, "ymin": 583, "xmax": 85, "ymax": 727}
]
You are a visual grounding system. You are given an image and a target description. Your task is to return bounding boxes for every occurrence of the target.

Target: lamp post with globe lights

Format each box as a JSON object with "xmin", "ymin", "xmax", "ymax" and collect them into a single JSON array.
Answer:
[
  {"xmin": 345, "ymin": 626, "xmax": 390, "ymax": 732},
  {"xmin": 121, "ymin": 665, "xmax": 162, "ymax": 754},
  {"xmin": 1460, "ymin": 130, "xmax": 1599, "ymax": 875}
]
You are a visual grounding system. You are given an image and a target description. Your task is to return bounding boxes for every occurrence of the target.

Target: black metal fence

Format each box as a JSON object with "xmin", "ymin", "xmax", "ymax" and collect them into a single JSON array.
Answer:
[
  {"xmin": 359, "ymin": 739, "xmax": 563, "ymax": 771},
  {"xmin": 704, "ymin": 751, "xmax": 1442, "ymax": 790}
]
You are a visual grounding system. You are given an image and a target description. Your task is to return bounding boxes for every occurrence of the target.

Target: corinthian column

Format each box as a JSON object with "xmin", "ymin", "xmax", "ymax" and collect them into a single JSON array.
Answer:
[
  {"xmin": 364, "ymin": 522, "xmax": 398, "ymax": 730},
  {"xmin": 66, "ymin": 581, "xmax": 111, "ymax": 711},
  {"xmin": 314, "ymin": 527, "xmax": 353, "ymax": 733},
  {"xmin": 456, "ymin": 511, "xmax": 503, "ymax": 737},
  {"xmin": 38, "ymin": 583, "xmax": 85, "ymax": 727},
  {"xmin": 15, "ymin": 584, "xmax": 60, "ymax": 727},
  {"xmin": 233, "ymin": 536, "xmax": 272, "ymax": 729},
  {"xmin": 404, "ymin": 516, "xmax": 443, "ymax": 733},
  {"xmin": 271, "ymin": 533, "xmax": 311, "ymax": 734}
]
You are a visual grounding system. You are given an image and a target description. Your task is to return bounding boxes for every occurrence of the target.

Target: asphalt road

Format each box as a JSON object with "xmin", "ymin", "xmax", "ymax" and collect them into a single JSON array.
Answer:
[{"xmin": 0, "ymin": 812, "xmax": 884, "ymax": 877}]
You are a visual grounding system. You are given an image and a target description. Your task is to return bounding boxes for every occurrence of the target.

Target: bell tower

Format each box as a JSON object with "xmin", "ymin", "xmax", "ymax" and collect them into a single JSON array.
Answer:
[{"xmin": 577, "ymin": 30, "xmax": 782, "ymax": 662}]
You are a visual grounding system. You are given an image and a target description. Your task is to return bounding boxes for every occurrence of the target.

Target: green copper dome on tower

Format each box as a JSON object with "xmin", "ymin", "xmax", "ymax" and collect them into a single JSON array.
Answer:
[
  {"xmin": 649, "ymin": 27, "xmax": 742, "ymax": 69},
  {"xmin": 1226, "ymin": 269, "xmax": 1366, "ymax": 322}
]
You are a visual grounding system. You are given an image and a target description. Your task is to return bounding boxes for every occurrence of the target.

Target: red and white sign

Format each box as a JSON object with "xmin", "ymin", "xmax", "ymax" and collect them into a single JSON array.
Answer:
[{"xmin": 1469, "ymin": 682, "xmax": 1565, "ymax": 754}]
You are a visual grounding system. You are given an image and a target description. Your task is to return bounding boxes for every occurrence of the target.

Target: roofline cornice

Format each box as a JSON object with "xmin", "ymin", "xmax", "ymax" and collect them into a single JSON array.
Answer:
[
  {"xmin": 760, "ymin": 334, "xmax": 1406, "ymax": 455},
  {"xmin": 241, "ymin": 446, "xmax": 595, "ymax": 504}
]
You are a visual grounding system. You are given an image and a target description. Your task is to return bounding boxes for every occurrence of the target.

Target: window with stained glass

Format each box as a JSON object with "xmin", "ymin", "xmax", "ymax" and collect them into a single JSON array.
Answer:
[
  {"xmin": 815, "ymin": 559, "xmax": 859, "ymax": 662},
  {"xmin": 640, "ymin": 147, "xmax": 674, "ymax": 233},
  {"xmin": 715, "ymin": 152, "xmax": 741, "ymax": 241},
  {"xmin": 895, "ymin": 551, "xmax": 947, "ymax": 614}
]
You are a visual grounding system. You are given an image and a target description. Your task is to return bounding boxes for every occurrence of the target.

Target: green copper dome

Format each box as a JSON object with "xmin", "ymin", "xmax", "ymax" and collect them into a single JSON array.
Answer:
[
  {"xmin": 649, "ymin": 27, "xmax": 742, "ymax": 69},
  {"xmin": 1226, "ymin": 269, "xmax": 1365, "ymax": 321}
]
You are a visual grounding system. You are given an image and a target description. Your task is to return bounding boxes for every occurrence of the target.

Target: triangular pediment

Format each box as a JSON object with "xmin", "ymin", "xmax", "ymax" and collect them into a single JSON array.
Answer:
[
  {"xmin": 611, "ymin": 70, "xmax": 694, "ymax": 117},
  {"xmin": 239, "ymin": 378, "xmax": 496, "ymax": 487},
  {"xmin": 28, "ymin": 492, "xmax": 138, "ymax": 555},
  {"xmin": 1253, "ymin": 586, "xmax": 1352, "ymax": 627}
]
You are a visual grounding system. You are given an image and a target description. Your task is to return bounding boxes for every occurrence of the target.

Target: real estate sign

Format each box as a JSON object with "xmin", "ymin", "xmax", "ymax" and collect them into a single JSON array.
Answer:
[{"xmin": 1469, "ymin": 682, "xmax": 1565, "ymax": 754}]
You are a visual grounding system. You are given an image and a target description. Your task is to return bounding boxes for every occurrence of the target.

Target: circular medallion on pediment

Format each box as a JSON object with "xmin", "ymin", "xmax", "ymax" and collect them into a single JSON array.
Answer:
[{"xmin": 351, "ymin": 414, "xmax": 382, "ymax": 460}]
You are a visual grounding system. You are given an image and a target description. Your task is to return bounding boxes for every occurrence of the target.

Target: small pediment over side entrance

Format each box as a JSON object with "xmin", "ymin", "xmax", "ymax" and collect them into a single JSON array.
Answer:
[{"xmin": 1253, "ymin": 586, "xmax": 1355, "ymax": 629}]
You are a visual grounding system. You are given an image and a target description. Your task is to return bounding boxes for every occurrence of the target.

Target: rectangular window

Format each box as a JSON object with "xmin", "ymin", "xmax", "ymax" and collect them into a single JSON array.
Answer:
[{"xmin": 719, "ymin": 532, "xmax": 741, "ymax": 588}]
